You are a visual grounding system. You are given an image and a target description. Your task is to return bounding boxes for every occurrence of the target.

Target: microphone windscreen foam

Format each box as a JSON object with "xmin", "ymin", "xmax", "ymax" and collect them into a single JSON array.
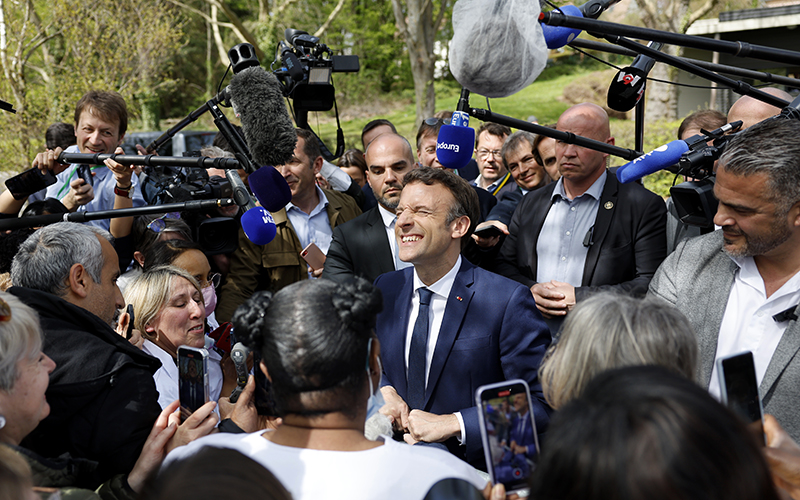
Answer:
[
  {"xmin": 436, "ymin": 125, "xmax": 476, "ymax": 170},
  {"xmin": 449, "ymin": 0, "xmax": 548, "ymax": 98},
  {"xmin": 617, "ymin": 140, "xmax": 690, "ymax": 183},
  {"xmin": 228, "ymin": 66, "xmax": 297, "ymax": 167},
  {"xmin": 249, "ymin": 165, "xmax": 292, "ymax": 213},
  {"xmin": 607, "ymin": 66, "xmax": 647, "ymax": 112},
  {"xmin": 241, "ymin": 207, "xmax": 277, "ymax": 245},
  {"xmin": 541, "ymin": 5, "xmax": 583, "ymax": 50}
]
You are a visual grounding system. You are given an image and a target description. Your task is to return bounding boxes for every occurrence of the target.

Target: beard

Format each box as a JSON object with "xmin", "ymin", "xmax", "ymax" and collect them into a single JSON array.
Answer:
[{"xmin": 722, "ymin": 216, "xmax": 792, "ymax": 258}]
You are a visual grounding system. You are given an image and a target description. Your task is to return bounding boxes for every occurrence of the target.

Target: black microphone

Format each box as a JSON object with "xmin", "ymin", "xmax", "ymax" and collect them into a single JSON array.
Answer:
[
  {"xmin": 279, "ymin": 41, "xmax": 305, "ymax": 82},
  {"xmin": 227, "ymin": 66, "xmax": 297, "ymax": 168},
  {"xmin": 607, "ymin": 42, "xmax": 663, "ymax": 112}
]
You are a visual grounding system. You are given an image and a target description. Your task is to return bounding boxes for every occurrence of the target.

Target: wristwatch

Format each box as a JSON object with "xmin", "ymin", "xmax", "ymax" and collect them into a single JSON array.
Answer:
[{"xmin": 114, "ymin": 183, "xmax": 133, "ymax": 199}]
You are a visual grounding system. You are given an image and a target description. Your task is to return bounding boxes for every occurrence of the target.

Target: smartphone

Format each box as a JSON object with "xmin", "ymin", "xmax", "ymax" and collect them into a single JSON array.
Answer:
[
  {"xmin": 177, "ymin": 345, "xmax": 210, "ymax": 422},
  {"xmin": 300, "ymin": 242, "xmax": 326, "ymax": 270},
  {"xmin": 476, "ymin": 379, "xmax": 539, "ymax": 496},
  {"xmin": 5, "ymin": 167, "xmax": 56, "ymax": 200},
  {"xmin": 717, "ymin": 351, "xmax": 765, "ymax": 441},
  {"xmin": 124, "ymin": 304, "xmax": 135, "ymax": 340},
  {"xmin": 473, "ymin": 224, "xmax": 504, "ymax": 239}
]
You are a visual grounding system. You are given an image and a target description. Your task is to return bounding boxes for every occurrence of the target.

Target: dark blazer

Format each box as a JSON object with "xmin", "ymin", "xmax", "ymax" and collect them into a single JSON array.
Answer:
[
  {"xmin": 374, "ymin": 259, "xmax": 552, "ymax": 467},
  {"xmin": 322, "ymin": 206, "xmax": 394, "ymax": 284},
  {"xmin": 495, "ymin": 172, "xmax": 667, "ymax": 301},
  {"xmin": 487, "ymin": 186, "xmax": 524, "ymax": 226}
]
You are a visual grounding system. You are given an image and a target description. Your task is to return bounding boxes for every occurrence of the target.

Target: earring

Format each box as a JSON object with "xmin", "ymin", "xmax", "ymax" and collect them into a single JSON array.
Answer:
[{"xmin": 0, "ymin": 415, "xmax": 6, "ymax": 430}]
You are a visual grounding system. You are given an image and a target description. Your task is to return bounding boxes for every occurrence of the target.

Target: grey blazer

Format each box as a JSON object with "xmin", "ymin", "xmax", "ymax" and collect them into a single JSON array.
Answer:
[{"xmin": 649, "ymin": 230, "xmax": 800, "ymax": 441}]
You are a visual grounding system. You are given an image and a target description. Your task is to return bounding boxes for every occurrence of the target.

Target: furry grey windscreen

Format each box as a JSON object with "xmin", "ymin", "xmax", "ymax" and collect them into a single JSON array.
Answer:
[
  {"xmin": 449, "ymin": 0, "xmax": 548, "ymax": 98},
  {"xmin": 229, "ymin": 66, "xmax": 297, "ymax": 167}
]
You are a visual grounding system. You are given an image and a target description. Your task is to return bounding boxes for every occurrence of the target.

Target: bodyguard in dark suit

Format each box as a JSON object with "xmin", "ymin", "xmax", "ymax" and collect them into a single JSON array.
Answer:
[
  {"xmin": 376, "ymin": 167, "xmax": 551, "ymax": 467},
  {"xmin": 322, "ymin": 133, "xmax": 418, "ymax": 284},
  {"xmin": 495, "ymin": 103, "xmax": 666, "ymax": 332}
]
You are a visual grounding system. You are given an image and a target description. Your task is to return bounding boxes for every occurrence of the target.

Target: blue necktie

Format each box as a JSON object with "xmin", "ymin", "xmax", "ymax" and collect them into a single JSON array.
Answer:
[{"xmin": 407, "ymin": 287, "xmax": 433, "ymax": 410}]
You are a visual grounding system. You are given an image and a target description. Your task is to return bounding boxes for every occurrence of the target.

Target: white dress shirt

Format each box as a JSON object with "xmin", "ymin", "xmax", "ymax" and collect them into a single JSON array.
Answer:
[
  {"xmin": 708, "ymin": 255, "xmax": 800, "ymax": 399},
  {"xmin": 404, "ymin": 256, "xmax": 466, "ymax": 440}
]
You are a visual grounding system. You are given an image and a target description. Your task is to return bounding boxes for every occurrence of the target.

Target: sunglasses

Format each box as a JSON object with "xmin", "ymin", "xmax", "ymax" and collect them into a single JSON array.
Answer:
[
  {"xmin": 146, "ymin": 212, "xmax": 181, "ymax": 233},
  {"xmin": 424, "ymin": 117, "xmax": 449, "ymax": 126}
]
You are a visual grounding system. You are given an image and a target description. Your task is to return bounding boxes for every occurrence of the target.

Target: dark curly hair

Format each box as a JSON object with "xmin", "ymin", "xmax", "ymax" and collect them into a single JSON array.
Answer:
[{"xmin": 231, "ymin": 277, "xmax": 382, "ymax": 419}]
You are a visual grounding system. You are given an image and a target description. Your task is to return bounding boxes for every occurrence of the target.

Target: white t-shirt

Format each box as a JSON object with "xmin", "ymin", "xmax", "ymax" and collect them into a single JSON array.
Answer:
[{"xmin": 164, "ymin": 431, "xmax": 486, "ymax": 500}]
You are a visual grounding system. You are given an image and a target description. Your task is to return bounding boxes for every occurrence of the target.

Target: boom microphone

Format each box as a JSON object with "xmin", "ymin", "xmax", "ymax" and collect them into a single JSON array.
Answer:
[
  {"xmin": 227, "ymin": 66, "xmax": 297, "ymax": 167},
  {"xmin": 616, "ymin": 140, "xmax": 689, "ymax": 183},
  {"xmin": 449, "ymin": 0, "xmax": 547, "ymax": 98},
  {"xmin": 437, "ymin": 110, "xmax": 475, "ymax": 170},
  {"xmin": 607, "ymin": 42, "xmax": 662, "ymax": 112}
]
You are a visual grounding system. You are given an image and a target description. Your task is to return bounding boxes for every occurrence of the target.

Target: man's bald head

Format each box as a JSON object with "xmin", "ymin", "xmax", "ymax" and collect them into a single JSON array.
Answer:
[
  {"xmin": 557, "ymin": 103, "xmax": 611, "ymax": 142},
  {"xmin": 727, "ymin": 88, "xmax": 792, "ymax": 130}
]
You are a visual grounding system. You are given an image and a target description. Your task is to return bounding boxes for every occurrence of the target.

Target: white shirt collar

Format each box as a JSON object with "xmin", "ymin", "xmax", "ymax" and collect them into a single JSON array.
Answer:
[{"xmin": 412, "ymin": 255, "xmax": 462, "ymax": 300}]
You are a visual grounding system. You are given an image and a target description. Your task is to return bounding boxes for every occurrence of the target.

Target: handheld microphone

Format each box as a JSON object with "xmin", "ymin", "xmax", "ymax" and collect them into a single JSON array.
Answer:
[
  {"xmin": 247, "ymin": 165, "xmax": 292, "ymax": 213},
  {"xmin": 241, "ymin": 206, "xmax": 278, "ymax": 245},
  {"xmin": 229, "ymin": 342, "xmax": 250, "ymax": 403},
  {"xmin": 227, "ymin": 66, "xmax": 297, "ymax": 168},
  {"xmin": 541, "ymin": 0, "xmax": 620, "ymax": 49},
  {"xmin": 616, "ymin": 140, "xmax": 689, "ymax": 183},
  {"xmin": 607, "ymin": 42, "xmax": 662, "ymax": 112},
  {"xmin": 436, "ymin": 110, "xmax": 475, "ymax": 170}
]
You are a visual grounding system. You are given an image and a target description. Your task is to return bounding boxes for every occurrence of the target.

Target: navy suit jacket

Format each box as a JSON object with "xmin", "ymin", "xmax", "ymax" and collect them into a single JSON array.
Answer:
[{"xmin": 374, "ymin": 259, "xmax": 552, "ymax": 466}]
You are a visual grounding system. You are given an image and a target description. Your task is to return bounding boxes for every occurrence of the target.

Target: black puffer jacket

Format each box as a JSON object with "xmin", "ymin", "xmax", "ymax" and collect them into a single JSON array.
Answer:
[{"xmin": 9, "ymin": 286, "xmax": 162, "ymax": 488}]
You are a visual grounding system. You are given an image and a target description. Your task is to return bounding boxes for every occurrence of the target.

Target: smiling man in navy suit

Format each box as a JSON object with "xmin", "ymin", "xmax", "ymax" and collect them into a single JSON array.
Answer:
[{"xmin": 375, "ymin": 167, "xmax": 551, "ymax": 468}]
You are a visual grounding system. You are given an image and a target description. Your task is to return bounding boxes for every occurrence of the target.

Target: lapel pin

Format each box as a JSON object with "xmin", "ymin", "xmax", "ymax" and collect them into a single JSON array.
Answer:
[
  {"xmin": 604, "ymin": 201, "xmax": 614, "ymax": 210},
  {"xmin": 456, "ymin": 296, "xmax": 463, "ymax": 301}
]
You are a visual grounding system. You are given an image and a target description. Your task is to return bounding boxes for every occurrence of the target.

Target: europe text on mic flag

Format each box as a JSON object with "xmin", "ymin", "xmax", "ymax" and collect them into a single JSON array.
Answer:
[
  {"xmin": 437, "ymin": 111, "xmax": 476, "ymax": 170},
  {"xmin": 449, "ymin": 0, "xmax": 548, "ymax": 98}
]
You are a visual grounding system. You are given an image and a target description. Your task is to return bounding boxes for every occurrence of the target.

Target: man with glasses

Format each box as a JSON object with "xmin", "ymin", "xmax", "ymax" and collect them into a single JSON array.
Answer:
[
  {"xmin": 471, "ymin": 123, "xmax": 515, "ymax": 199},
  {"xmin": 495, "ymin": 103, "xmax": 667, "ymax": 333}
]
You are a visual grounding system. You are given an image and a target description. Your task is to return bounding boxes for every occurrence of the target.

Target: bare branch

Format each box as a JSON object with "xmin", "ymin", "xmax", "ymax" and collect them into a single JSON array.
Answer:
[
  {"xmin": 685, "ymin": 0, "xmax": 720, "ymax": 30},
  {"xmin": 433, "ymin": 0, "xmax": 449, "ymax": 33},
  {"xmin": 211, "ymin": 4, "xmax": 229, "ymax": 64},
  {"xmin": 391, "ymin": 0, "xmax": 409, "ymax": 39},
  {"xmin": 314, "ymin": 0, "xmax": 348, "ymax": 39}
]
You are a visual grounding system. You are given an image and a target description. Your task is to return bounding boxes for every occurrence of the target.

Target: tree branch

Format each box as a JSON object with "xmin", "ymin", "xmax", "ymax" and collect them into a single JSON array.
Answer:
[
  {"xmin": 685, "ymin": 0, "xmax": 720, "ymax": 31},
  {"xmin": 314, "ymin": 0, "xmax": 348, "ymax": 39},
  {"xmin": 391, "ymin": 0, "xmax": 409, "ymax": 39}
]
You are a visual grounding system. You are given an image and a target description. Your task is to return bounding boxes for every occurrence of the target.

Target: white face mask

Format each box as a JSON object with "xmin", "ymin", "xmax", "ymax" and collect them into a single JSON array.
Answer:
[{"xmin": 365, "ymin": 338, "xmax": 385, "ymax": 422}]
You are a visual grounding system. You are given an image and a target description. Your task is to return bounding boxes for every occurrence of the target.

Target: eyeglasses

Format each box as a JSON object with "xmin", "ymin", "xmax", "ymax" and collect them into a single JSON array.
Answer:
[
  {"xmin": 146, "ymin": 212, "xmax": 181, "ymax": 233},
  {"xmin": 424, "ymin": 117, "xmax": 449, "ymax": 126},
  {"xmin": 476, "ymin": 149, "xmax": 502, "ymax": 160},
  {"xmin": 202, "ymin": 273, "xmax": 221, "ymax": 289}
]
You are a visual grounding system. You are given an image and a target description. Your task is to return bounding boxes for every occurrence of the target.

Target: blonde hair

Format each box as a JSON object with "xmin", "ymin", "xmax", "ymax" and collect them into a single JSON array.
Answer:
[
  {"xmin": 539, "ymin": 292, "xmax": 698, "ymax": 409},
  {"xmin": 0, "ymin": 292, "xmax": 43, "ymax": 391},
  {"xmin": 124, "ymin": 265, "xmax": 202, "ymax": 341}
]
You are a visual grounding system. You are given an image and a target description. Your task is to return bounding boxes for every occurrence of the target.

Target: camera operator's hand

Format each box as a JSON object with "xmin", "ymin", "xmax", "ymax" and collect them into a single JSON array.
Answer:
[
  {"xmin": 62, "ymin": 178, "xmax": 94, "ymax": 211},
  {"xmin": 106, "ymin": 146, "xmax": 135, "ymax": 188},
  {"xmin": 32, "ymin": 147, "xmax": 68, "ymax": 176}
]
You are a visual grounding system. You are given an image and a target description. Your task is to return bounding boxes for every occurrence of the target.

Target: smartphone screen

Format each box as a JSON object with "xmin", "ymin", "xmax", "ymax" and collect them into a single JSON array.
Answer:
[
  {"xmin": 476, "ymin": 379, "xmax": 539, "ymax": 495},
  {"xmin": 5, "ymin": 167, "xmax": 56, "ymax": 200},
  {"xmin": 178, "ymin": 346, "xmax": 210, "ymax": 422},
  {"xmin": 717, "ymin": 351, "xmax": 764, "ymax": 440}
]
